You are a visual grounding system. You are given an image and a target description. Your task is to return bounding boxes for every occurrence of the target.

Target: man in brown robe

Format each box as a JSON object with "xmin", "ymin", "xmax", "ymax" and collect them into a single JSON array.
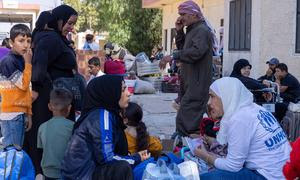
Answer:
[{"xmin": 160, "ymin": 0, "xmax": 213, "ymax": 136}]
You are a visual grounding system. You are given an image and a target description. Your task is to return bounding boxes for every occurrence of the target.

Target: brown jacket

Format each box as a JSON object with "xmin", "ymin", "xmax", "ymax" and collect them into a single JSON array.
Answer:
[{"xmin": 174, "ymin": 20, "xmax": 213, "ymax": 136}]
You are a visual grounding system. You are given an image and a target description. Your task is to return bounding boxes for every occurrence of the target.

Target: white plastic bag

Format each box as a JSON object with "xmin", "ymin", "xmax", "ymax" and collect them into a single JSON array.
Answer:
[
  {"xmin": 142, "ymin": 159, "xmax": 184, "ymax": 180},
  {"xmin": 178, "ymin": 161, "xmax": 200, "ymax": 180},
  {"xmin": 124, "ymin": 54, "xmax": 136, "ymax": 71},
  {"xmin": 134, "ymin": 80, "xmax": 156, "ymax": 94},
  {"xmin": 288, "ymin": 102, "xmax": 300, "ymax": 112}
]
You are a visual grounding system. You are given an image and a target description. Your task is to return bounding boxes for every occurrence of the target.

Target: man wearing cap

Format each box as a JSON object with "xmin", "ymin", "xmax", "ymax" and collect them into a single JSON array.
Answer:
[
  {"xmin": 259, "ymin": 57, "xmax": 279, "ymax": 82},
  {"xmin": 159, "ymin": 0, "xmax": 213, "ymax": 136}
]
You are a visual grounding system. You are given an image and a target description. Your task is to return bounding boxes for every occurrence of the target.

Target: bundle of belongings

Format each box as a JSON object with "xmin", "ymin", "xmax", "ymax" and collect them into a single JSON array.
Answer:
[
  {"xmin": 162, "ymin": 75, "xmax": 180, "ymax": 93},
  {"xmin": 104, "ymin": 43, "xmax": 136, "ymax": 74}
]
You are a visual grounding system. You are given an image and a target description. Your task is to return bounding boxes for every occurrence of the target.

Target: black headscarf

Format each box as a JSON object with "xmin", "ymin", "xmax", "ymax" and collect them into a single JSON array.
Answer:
[
  {"xmin": 230, "ymin": 59, "xmax": 267, "ymax": 90},
  {"xmin": 48, "ymin": 5, "xmax": 78, "ymax": 32},
  {"xmin": 32, "ymin": 11, "xmax": 53, "ymax": 41},
  {"xmin": 74, "ymin": 75, "xmax": 124, "ymax": 130},
  {"xmin": 230, "ymin": 59, "xmax": 252, "ymax": 77},
  {"xmin": 35, "ymin": 11, "xmax": 52, "ymax": 31}
]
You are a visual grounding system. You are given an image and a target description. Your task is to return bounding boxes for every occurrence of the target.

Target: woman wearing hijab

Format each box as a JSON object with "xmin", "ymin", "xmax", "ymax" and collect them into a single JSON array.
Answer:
[
  {"xmin": 230, "ymin": 59, "xmax": 266, "ymax": 90},
  {"xmin": 24, "ymin": 5, "xmax": 78, "ymax": 175},
  {"xmin": 62, "ymin": 75, "xmax": 148, "ymax": 180},
  {"xmin": 194, "ymin": 77, "xmax": 290, "ymax": 180},
  {"xmin": 230, "ymin": 59, "xmax": 271, "ymax": 103}
]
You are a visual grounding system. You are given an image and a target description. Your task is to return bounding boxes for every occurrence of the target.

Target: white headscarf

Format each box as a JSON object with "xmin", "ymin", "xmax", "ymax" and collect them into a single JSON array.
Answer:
[{"xmin": 210, "ymin": 77, "xmax": 254, "ymax": 145}]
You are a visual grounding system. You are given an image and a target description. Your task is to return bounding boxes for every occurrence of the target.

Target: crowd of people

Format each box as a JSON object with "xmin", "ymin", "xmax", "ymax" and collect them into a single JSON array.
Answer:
[{"xmin": 0, "ymin": 0, "xmax": 299, "ymax": 179}]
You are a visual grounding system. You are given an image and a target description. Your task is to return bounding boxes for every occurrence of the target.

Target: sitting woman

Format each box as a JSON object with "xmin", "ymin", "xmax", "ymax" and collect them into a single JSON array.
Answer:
[
  {"xmin": 230, "ymin": 59, "xmax": 270, "ymax": 103},
  {"xmin": 62, "ymin": 75, "xmax": 150, "ymax": 180},
  {"xmin": 196, "ymin": 77, "xmax": 291, "ymax": 180},
  {"xmin": 123, "ymin": 102, "xmax": 163, "ymax": 158}
]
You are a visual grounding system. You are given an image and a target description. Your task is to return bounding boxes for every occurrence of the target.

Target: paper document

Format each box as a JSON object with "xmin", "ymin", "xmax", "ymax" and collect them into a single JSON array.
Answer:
[{"xmin": 184, "ymin": 137, "xmax": 203, "ymax": 155}]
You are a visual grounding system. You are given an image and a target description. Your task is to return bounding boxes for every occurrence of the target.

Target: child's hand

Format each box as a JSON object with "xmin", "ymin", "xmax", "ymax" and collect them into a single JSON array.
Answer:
[
  {"xmin": 32, "ymin": 90, "xmax": 39, "ymax": 102},
  {"xmin": 25, "ymin": 115, "xmax": 32, "ymax": 132},
  {"xmin": 23, "ymin": 48, "xmax": 32, "ymax": 64},
  {"xmin": 194, "ymin": 144, "xmax": 209, "ymax": 160},
  {"xmin": 138, "ymin": 150, "xmax": 151, "ymax": 161},
  {"xmin": 203, "ymin": 134, "xmax": 215, "ymax": 147}
]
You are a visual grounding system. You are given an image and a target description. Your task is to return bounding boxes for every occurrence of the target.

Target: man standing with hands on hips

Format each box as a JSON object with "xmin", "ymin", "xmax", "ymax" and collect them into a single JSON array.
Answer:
[{"xmin": 160, "ymin": 0, "xmax": 213, "ymax": 137}]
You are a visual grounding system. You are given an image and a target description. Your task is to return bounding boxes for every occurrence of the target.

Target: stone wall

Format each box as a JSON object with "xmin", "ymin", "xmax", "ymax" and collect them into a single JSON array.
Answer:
[{"xmin": 76, "ymin": 50, "xmax": 106, "ymax": 80}]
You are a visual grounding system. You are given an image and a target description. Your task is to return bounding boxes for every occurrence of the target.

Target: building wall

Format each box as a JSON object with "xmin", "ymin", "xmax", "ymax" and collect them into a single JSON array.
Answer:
[
  {"xmin": 223, "ymin": 0, "xmax": 300, "ymax": 79},
  {"xmin": 18, "ymin": 0, "xmax": 61, "ymax": 11},
  {"xmin": 260, "ymin": 0, "xmax": 300, "ymax": 79},
  {"xmin": 161, "ymin": 0, "xmax": 224, "ymax": 54},
  {"xmin": 0, "ymin": 0, "xmax": 62, "ymax": 37},
  {"xmin": 223, "ymin": 0, "xmax": 261, "ymax": 77}
]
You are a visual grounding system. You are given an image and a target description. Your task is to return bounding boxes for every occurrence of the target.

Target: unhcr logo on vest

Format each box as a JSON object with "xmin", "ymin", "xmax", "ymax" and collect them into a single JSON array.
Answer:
[
  {"xmin": 257, "ymin": 110, "xmax": 287, "ymax": 151},
  {"xmin": 257, "ymin": 110, "xmax": 281, "ymax": 133}
]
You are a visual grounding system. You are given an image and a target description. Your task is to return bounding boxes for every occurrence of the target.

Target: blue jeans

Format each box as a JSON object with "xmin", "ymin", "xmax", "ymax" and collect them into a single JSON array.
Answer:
[
  {"xmin": 200, "ymin": 168, "xmax": 267, "ymax": 180},
  {"xmin": 0, "ymin": 114, "xmax": 25, "ymax": 147}
]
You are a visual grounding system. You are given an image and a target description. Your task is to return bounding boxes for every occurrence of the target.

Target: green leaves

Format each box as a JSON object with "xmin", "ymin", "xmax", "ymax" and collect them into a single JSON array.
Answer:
[{"xmin": 63, "ymin": 0, "xmax": 162, "ymax": 55}]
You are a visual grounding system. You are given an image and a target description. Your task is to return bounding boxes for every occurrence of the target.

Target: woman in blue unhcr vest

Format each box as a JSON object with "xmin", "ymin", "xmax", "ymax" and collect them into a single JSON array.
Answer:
[{"xmin": 195, "ymin": 77, "xmax": 291, "ymax": 180}]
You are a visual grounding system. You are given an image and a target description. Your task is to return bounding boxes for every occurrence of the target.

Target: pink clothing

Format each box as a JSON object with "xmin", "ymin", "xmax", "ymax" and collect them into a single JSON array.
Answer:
[
  {"xmin": 104, "ymin": 59, "xmax": 126, "ymax": 75},
  {"xmin": 178, "ymin": 0, "xmax": 204, "ymax": 21}
]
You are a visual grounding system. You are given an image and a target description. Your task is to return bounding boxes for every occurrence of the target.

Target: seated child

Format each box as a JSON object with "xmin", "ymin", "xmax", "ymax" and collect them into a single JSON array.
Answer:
[
  {"xmin": 188, "ymin": 118, "xmax": 227, "ymax": 173},
  {"xmin": 199, "ymin": 118, "xmax": 227, "ymax": 157},
  {"xmin": 37, "ymin": 88, "xmax": 74, "ymax": 179},
  {"xmin": 123, "ymin": 102, "xmax": 162, "ymax": 158}
]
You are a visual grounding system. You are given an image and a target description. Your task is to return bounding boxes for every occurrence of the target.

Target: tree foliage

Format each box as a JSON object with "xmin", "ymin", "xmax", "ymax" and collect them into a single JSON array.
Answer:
[{"xmin": 63, "ymin": 0, "xmax": 162, "ymax": 55}]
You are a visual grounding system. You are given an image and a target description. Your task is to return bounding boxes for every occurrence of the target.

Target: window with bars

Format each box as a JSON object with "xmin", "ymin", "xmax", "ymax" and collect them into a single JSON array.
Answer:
[
  {"xmin": 170, "ymin": 28, "xmax": 177, "ymax": 51},
  {"xmin": 296, "ymin": 0, "xmax": 300, "ymax": 53},
  {"xmin": 229, "ymin": 0, "xmax": 252, "ymax": 51},
  {"xmin": 164, "ymin": 29, "xmax": 168, "ymax": 51}
]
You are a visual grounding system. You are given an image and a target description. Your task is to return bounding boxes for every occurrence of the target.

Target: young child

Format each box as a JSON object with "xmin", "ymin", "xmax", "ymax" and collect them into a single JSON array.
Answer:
[
  {"xmin": 199, "ymin": 117, "xmax": 227, "ymax": 157},
  {"xmin": 37, "ymin": 88, "xmax": 74, "ymax": 179},
  {"xmin": 123, "ymin": 102, "xmax": 163, "ymax": 158},
  {"xmin": 87, "ymin": 56, "xmax": 104, "ymax": 84},
  {"xmin": 0, "ymin": 24, "xmax": 32, "ymax": 147}
]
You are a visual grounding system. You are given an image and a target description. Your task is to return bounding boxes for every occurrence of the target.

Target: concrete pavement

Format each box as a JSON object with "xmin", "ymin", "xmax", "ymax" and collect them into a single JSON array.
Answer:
[{"xmin": 131, "ymin": 93, "xmax": 177, "ymax": 139}]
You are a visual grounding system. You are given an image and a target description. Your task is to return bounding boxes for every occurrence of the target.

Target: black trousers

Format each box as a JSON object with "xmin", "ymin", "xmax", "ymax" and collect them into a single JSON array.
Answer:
[
  {"xmin": 92, "ymin": 161, "xmax": 133, "ymax": 180},
  {"xmin": 24, "ymin": 81, "xmax": 52, "ymax": 174},
  {"xmin": 45, "ymin": 176, "xmax": 59, "ymax": 180},
  {"xmin": 275, "ymin": 102, "xmax": 289, "ymax": 122}
]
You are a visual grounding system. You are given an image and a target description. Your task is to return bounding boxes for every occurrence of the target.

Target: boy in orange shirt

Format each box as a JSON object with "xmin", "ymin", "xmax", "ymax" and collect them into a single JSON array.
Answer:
[{"xmin": 0, "ymin": 24, "xmax": 32, "ymax": 147}]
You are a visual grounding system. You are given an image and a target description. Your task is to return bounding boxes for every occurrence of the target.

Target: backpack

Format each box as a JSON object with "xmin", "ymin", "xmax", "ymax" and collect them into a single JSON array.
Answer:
[
  {"xmin": 53, "ymin": 73, "xmax": 86, "ymax": 111},
  {"xmin": 0, "ymin": 146, "xmax": 35, "ymax": 180}
]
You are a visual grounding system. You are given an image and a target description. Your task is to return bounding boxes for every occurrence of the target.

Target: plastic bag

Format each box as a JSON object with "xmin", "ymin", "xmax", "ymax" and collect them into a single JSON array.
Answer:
[
  {"xmin": 142, "ymin": 159, "xmax": 184, "ymax": 180},
  {"xmin": 178, "ymin": 161, "xmax": 200, "ymax": 180},
  {"xmin": 136, "ymin": 52, "xmax": 151, "ymax": 64},
  {"xmin": 134, "ymin": 80, "xmax": 156, "ymax": 94}
]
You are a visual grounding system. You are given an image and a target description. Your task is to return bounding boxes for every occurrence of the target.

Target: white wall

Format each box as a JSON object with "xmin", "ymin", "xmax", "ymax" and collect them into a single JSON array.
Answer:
[
  {"xmin": 0, "ymin": 0, "xmax": 62, "ymax": 36},
  {"xmin": 260, "ymin": 0, "xmax": 300, "ymax": 79},
  {"xmin": 161, "ymin": 0, "xmax": 224, "ymax": 54},
  {"xmin": 223, "ymin": 0, "xmax": 300, "ymax": 79},
  {"xmin": 223, "ymin": 0, "xmax": 261, "ymax": 78},
  {"xmin": 20, "ymin": 0, "xmax": 62, "ymax": 11}
]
